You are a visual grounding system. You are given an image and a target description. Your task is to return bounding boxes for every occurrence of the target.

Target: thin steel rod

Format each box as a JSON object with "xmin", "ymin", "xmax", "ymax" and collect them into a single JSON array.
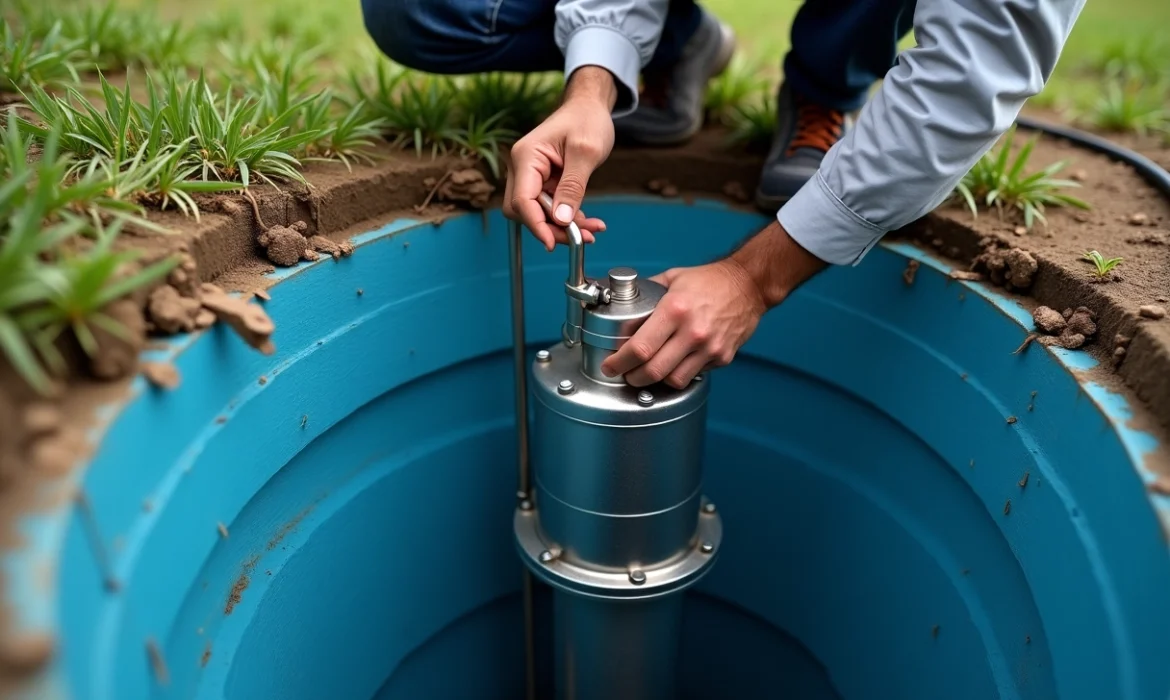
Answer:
[{"xmin": 508, "ymin": 217, "xmax": 537, "ymax": 700}]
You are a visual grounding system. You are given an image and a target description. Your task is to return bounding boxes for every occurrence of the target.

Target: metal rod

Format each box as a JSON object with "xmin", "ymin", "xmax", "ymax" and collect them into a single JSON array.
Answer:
[{"xmin": 508, "ymin": 217, "xmax": 537, "ymax": 700}]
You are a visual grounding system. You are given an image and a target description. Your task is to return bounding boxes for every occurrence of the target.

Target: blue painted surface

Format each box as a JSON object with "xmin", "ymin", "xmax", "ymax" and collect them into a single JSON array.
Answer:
[{"xmin": 7, "ymin": 197, "xmax": 1170, "ymax": 699}]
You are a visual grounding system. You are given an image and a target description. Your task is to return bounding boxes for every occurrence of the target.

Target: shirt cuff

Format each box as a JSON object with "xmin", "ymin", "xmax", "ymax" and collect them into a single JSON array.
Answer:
[
  {"xmin": 777, "ymin": 171, "xmax": 886, "ymax": 266},
  {"xmin": 562, "ymin": 25, "xmax": 641, "ymax": 118}
]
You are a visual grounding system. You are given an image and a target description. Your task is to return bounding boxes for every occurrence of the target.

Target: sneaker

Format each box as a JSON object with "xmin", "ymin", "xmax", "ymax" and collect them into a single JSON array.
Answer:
[
  {"xmin": 612, "ymin": 10, "xmax": 736, "ymax": 146},
  {"xmin": 755, "ymin": 82, "xmax": 852, "ymax": 211}
]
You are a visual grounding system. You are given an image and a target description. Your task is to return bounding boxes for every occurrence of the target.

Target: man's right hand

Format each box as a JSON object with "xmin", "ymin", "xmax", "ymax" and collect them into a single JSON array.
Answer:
[{"xmin": 503, "ymin": 66, "xmax": 617, "ymax": 251}]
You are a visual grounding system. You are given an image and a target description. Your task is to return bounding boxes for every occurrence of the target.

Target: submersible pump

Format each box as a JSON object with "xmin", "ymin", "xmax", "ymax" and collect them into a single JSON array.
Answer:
[{"xmin": 512, "ymin": 194, "xmax": 723, "ymax": 699}]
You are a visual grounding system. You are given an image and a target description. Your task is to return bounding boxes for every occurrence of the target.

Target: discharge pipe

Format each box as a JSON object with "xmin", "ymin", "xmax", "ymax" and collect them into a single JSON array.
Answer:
[{"xmin": 514, "ymin": 194, "xmax": 722, "ymax": 699}]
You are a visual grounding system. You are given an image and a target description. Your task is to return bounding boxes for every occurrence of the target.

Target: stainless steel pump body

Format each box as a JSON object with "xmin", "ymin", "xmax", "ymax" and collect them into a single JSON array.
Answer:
[{"xmin": 513, "ymin": 197, "xmax": 722, "ymax": 699}]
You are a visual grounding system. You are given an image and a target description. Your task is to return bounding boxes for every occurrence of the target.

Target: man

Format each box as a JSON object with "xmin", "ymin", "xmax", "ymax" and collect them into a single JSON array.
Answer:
[{"xmin": 361, "ymin": 0, "xmax": 1085, "ymax": 389}]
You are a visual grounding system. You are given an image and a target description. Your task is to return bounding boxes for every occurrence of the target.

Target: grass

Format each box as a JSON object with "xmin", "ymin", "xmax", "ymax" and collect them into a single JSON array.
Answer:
[
  {"xmin": 1, "ymin": 0, "xmax": 1167, "ymax": 396},
  {"xmin": 1082, "ymin": 249, "xmax": 1123, "ymax": 279},
  {"xmin": 952, "ymin": 126, "xmax": 1090, "ymax": 230},
  {"xmin": 0, "ymin": 111, "xmax": 178, "ymax": 393}
]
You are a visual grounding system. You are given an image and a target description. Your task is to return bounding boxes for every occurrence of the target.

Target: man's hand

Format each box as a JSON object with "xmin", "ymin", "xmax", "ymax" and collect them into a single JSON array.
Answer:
[
  {"xmin": 600, "ymin": 220, "xmax": 829, "ymax": 388},
  {"xmin": 503, "ymin": 66, "xmax": 617, "ymax": 251}
]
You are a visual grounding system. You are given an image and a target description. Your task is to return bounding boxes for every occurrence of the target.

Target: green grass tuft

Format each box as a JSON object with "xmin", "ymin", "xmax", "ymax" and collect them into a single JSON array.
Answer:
[
  {"xmin": 1081, "ymin": 249, "xmax": 1123, "ymax": 278},
  {"xmin": 952, "ymin": 125, "xmax": 1091, "ymax": 230}
]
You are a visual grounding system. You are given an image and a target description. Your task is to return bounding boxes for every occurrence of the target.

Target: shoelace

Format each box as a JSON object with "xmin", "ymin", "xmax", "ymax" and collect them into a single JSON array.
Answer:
[{"xmin": 787, "ymin": 98, "xmax": 846, "ymax": 156}]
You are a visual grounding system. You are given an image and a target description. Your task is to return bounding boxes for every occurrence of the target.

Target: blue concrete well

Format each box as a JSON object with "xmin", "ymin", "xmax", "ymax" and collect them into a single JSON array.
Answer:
[{"xmin": 9, "ymin": 196, "xmax": 1170, "ymax": 700}]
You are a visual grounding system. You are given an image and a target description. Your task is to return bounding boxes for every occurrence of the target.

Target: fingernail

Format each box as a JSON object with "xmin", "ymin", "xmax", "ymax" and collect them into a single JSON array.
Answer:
[
  {"xmin": 601, "ymin": 366, "xmax": 615, "ymax": 377},
  {"xmin": 554, "ymin": 203, "xmax": 572, "ymax": 223}
]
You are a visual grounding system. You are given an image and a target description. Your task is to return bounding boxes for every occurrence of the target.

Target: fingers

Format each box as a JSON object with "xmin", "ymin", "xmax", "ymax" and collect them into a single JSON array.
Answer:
[
  {"xmin": 600, "ymin": 307, "xmax": 678, "ymax": 380},
  {"xmin": 648, "ymin": 268, "xmax": 682, "ymax": 287},
  {"xmin": 624, "ymin": 334, "xmax": 693, "ymax": 387},
  {"xmin": 509, "ymin": 141, "xmax": 556, "ymax": 251},
  {"xmin": 553, "ymin": 139, "xmax": 605, "ymax": 226},
  {"xmin": 663, "ymin": 352, "xmax": 710, "ymax": 390}
]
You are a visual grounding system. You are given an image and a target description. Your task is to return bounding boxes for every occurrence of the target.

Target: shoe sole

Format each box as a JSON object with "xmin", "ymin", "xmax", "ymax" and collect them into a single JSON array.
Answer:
[{"xmin": 623, "ymin": 22, "xmax": 738, "ymax": 147}]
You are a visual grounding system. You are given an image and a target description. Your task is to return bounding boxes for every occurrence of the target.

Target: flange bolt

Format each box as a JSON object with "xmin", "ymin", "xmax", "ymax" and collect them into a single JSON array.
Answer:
[
  {"xmin": 637, "ymin": 390, "xmax": 654, "ymax": 406},
  {"xmin": 702, "ymin": 501, "xmax": 716, "ymax": 514},
  {"xmin": 540, "ymin": 550, "xmax": 556, "ymax": 564},
  {"xmin": 628, "ymin": 569, "xmax": 647, "ymax": 585},
  {"xmin": 536, "ymin": 350, "xmax": 551, "ymax": 363},
  {"xmin": 700, "ymin": 542, "xmax": 715, "ymax": 554},
  {"xmin": 558, "ymin": 379, "xmax": 575, "ymax": 395}
]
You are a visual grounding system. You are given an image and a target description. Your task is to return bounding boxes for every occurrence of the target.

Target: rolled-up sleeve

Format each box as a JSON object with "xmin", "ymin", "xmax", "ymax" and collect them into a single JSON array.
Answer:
[
  {"xmin": 779, "ymin": 0, "xmax": 1087, "ymax": 266},
  {"xmin": 554, "ymin": 0, "xmax": 669, "ymax": 117}
]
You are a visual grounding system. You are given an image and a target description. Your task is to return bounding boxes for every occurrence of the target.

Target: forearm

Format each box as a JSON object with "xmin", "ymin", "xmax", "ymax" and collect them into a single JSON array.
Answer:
[
  {"xmin": 563, "ymin": 66, "xmax": 618, "ymax": 111},
  {"xmin": 554, "ymin": 0, "xmax": 669, "ymax": 117},
  {"xmin": 778, "ymin": 0, "xmax": 1087, "ymax": 266}
]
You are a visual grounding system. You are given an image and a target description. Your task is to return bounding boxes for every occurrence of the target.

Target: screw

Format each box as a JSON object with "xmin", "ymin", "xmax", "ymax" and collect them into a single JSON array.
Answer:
[
  {"xmin": 700, "ymin": 542, "xmax": 715, "ymax": 554},
  {"xmin": 628, "ymin": 569, "xmax": 646, "ymax": 585},
  {"xmin": 702, "ymin": 502, "xmax": 716, "ymax": 514},
  {"xmin": 693, "ymin": 374, "xmax": 704, "ymax": 383},
  {"xmin": 519, "ymin": 499, "xmax": 533, "ymax": 511},
  {"xmin": 539, "ymin": 550, "xmax": 556, "ymax": 564},
  {"xmin": 558, "ymin": 379, "xmax": 575, "ymax": 395},
  {"xmin": 536, "ymin": 350, "xmax": 551, "ymax": 363},
  {"xmin": 637, "ymin": 390, "xmax": 654, "ymax": 406}
]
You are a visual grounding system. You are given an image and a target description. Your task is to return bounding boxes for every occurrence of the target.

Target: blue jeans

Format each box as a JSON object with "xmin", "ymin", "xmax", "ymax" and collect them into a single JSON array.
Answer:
[{"xmin": 360, "ymin": 0, "xmax": 916, "ymax": 112}]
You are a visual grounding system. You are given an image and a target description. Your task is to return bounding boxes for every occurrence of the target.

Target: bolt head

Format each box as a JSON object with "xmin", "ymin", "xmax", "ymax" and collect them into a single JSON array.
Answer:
[
  {"xmin": 637, "ymin": 390, "xmax": 654, "ymax": 406},
  {"xmin": 628, "ymin": 569, "xmax": 646, "ymax": 585},
  {"xmin": 700, "ymin": 542, "xmax": 715, "ymax": 554},
  {"xmin": 539, "ymin": 550, "xmax": 555, "ymax": 564},
  {"xmin": 557, "ymin": 379, "xmax": 575, "ymax": 395},
  {"xmin": 693, "ymin": 374, "xmax": 704, "ymax": 383},
  {"xmin": 702, "ymin": 502, "xmax": 716, "ymax": 514},
  {"xmin": 519, "ymin": 499, "xmax": 533, "ymax": 511},
  {"xmin": 536, "ymin": 350, "xmax": 551, "ymax": 363}
]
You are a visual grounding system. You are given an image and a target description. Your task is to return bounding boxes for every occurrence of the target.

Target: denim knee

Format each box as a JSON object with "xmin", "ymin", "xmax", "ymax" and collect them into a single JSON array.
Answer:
[{"xmin": 360, "ymin": 0, "xmax": 495, "ymax": 73}]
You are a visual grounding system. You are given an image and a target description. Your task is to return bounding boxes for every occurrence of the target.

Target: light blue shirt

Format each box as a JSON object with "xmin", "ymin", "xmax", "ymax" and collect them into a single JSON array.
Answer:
[{"xmin": 554, "ymin": 0, "xmax": 1087, "ymax": 265}]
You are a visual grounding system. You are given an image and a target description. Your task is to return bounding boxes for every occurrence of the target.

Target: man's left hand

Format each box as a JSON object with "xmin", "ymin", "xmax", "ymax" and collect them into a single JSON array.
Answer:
[{"xmin": 600, "ymin": 259, "xmax": 767, "ymax": 389}]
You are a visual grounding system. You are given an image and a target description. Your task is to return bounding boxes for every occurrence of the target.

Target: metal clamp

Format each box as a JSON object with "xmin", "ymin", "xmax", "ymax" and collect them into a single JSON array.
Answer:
[{"xmin": 536, "ymin": 193, "xmax": 609, "ymax": 347}]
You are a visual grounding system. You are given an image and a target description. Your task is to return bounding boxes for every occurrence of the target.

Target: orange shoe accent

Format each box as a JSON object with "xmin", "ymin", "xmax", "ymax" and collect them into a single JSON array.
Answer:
[{"xmin": 786, "ymin": 96, "xmax": 846, "ymax": 156}]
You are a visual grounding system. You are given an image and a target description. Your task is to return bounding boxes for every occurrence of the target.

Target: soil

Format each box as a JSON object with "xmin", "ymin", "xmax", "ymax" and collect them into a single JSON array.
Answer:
[{"xmin": 1, "ymin": 114, "xmax": 1169, "ymax": 684}]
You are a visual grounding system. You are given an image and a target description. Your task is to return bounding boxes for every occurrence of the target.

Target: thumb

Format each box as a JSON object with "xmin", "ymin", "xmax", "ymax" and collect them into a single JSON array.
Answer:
[
  {"xmin": 552, "ymin": 154, "xmax": 597, "ymax": 227},
  {"xmin": 649, "ymin": 268, "xmax": 682, "ymax": 287}
]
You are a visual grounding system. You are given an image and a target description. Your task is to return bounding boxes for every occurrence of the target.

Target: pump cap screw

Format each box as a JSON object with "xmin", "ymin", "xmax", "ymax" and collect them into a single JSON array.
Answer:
[
  {"xmin": 637, "ymin": 390, "xmax": 654, "ymax": 406},
  {"xmin": 536, "ymin": 350, "xmax": 551, "ymax": 363},
  {"xmin": 700, "ymin": 542, "xmax": 715, "ymax": 554},
  {"xmin": 702, "ymin": 501, "xmax": 717, "ymax": 514},
  {"xmin": 558, "ymin": 379, "xmax": 575, "ymax": 395},
  {"xmin": 519, "ymin": 499, "xmax": 533, "ymax": 511},
  {"xmin": 539, "ymin": 550, "xmax": 556, "ymax": 564},
  {"xmin": 628, "ymin": 569, "xmax": 647, "ymax": 585}
]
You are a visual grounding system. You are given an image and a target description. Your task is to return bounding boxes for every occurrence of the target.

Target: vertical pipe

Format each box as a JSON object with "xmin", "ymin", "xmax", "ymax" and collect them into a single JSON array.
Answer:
[{"xmin": 508, "ymin": 218, "xmax": 537, "ymax": 700}]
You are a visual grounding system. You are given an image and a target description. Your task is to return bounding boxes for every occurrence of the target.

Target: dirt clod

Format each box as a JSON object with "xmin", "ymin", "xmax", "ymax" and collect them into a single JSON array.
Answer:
[
  {"xmin": 972, "ymin": 245, "xmax": 1037, "ymax": 290},
  {"xmin": 201, "ymin": 289, "xmax": 276, "ymax": 354},
  {"xmin": 258, "ymin": 224, "xmax": 314, "ymax": 267},
  {"xmin": 659, "ymin": 183, "xmax": 680, "ymax": 198},
  {"xmin": 721, "ymin": 181, "xmax": 750, "ymax": 202},
  {"xmin": 1032, "ymin": 306, "xmax": 1066, "ymax": 334},
  {"xmin": 1014, "ymin": 226, "xmax": 1027, "ymax": 236},
  {"xmin": 148, "ymin": 285, "xmax": 200, "ymax": 335},
  {"xmin": 1129, "ymin": 213, "xmax": 1150, "ymax": 226},
  {"xmin": 902, "ymin": 259, "xmax": 920, "ymax": 285},
  {"xmin": 23, "ymin": 403, "xmax": 62, "ymax": 440},
  {"xmin": 141, "ymin": 362, "xmax": 180, "ymax": 390},
  {"xmin": 1139, "ymin": 304, "xmax": 1166, "ymax": 320},
  {"xmin": 1025, "ymin": 305, "xmax": 1097, "ymax": 350},
  {"xmin": 308, "ymin": 236, "xmax": 355, "ymax": 260},
  {"xmin": 89, "ymin": 299, "xmax": 147, "ymax": 380},
  {"xmin": 949, "ymin": 270, "xmax": 984, "ymax": 281},
  {"xmin": 431, "ymin": 169, "xmax": 494, "ymax": 209}
]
